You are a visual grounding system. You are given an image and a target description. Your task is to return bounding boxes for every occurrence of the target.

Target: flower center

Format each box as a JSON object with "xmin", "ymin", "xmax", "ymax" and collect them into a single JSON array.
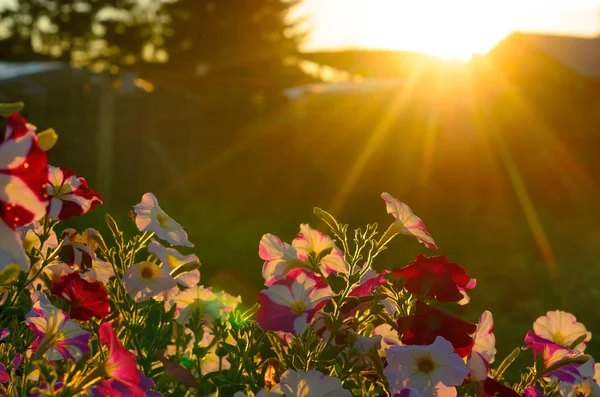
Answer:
[
  {"xmin": 290, "ymin": 300, "xmax": 306, "ymax": 315},
  {"xmin": 52, "ymin": 183, "xmax": 69, "ymax": 199},
  {"xmin": 156, "ymin": 211, "xmax": 170, "ymax": 228},
  {"xmin": 417, "ymin": 357, "xmax": 435, "ymax": 374},
  {"xmin": 140, "ymin": 263, "xmax": 156, "ymax": 279}
]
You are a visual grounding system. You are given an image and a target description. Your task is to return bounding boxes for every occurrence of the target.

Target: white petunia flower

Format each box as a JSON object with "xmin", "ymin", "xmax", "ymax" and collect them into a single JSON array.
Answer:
[
  {"xmin": 534, "ymin": 310, "xmax": 591, "ymax": 352},
  {"xmin": 134, "ymin": 193, "xmax": 193, "ymax": 247},
  {"xmin": 384, "ymin": 336, "xmax": 469, "ymax": 397},
  {"xmin": 123, "ymin": 261, "xmax": 177, "ymax": 302}
]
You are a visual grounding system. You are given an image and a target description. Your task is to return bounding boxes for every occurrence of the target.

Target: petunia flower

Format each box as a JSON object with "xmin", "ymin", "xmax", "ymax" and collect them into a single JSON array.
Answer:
[
  {"xmin": 524, "ymin": 331, "xmax": 588, "ymax": 383},
  {"xmin": 134, "ymin": 193, "xmax": 192, "ymax": 247},
  {"xmin": 534, "ymin": 310, "xmax": 591, "ymax": 352},
  {"xmin": 24, "ymin": 292, "xmax": 91, "ymax": 361},
  {"xmin": 384, "ymin": 336, "xmax": 469, "ymax": 397},
  {"xmin": 482, "ymin": 377, "xmax": 520, "ymax": 397},
  {"xmin": 393, "ymin": 254, "xmax": 476, "ymax": 304},
  {"xmin": 393, "ymin": 390, "xmax": 425, "ymax": 397},
  {"xmin": 259, "ymin": 233, "xmax": 305, "ymax": 286},
  {"xmin": 524, "ymin": 387, "xmax": 547, "ymax": 397},
  {"xmin": 97, "ymin": 322, "xmax": 146, "ymax": 397},
  {"xmin": 167, "ymin": 285, "xmax": 231, "ymax": 326},
  {"xmin": 273, "ymin": 369, "xmax": 352, "ymax": 397},
  {"xmin": 0, "ymin": 363, "xmax": 8, "ymax": 383},
  {"xmin": 349, "ymin": 268, "xmax": 390, "ymax": 297},
  {"xmin": 89, "ymin": 370, "xmax": 163, "ymax": 397},
  {"xmin": 59, "ymin": 228, "xmax": 94, "ymax": 268},
  {"xmin": 50, "ymin": 273, "xmax": 110, "ymax": 321},
  {"xmin": 374, "ymin": 324, "xmax": 402, "ymax": 357},
  {"xmin": 18, "ymin": 220, "xmax": 58, "ymax": 257},
  {"xmin": 558, "ymin": 359, "xmax": 600, "ymax": 397},
  {"xmin": 123, "ymin": 261, "xmax": 177, "ymax": 303},
  {"xmin": 0, "ymin": 113, "xmax": 48, "ymax": 229},
  {"xmin": 256, "ymin": 268, "xmax": 333, "ymax": 334},
  {"xmin": 148, "ymin": 239, "xmax": 200, "ymax": 288},
  {"xmin": 292, "ymin": 224, "xmax": 350, "ymax": 276},
  {"xmin": 397, "ymin": 301, "xmax": 477, "ymax": 357},
  {"xmin": 0, "ymin": 220, "xmax": 30, "ymax": 271},
  {"xmin": 45, "ymin": 165, "xmax": 102, "ymax": 220},
  {"xmin": 381, "ymin": 193, "xmax": 437, "ymax": 249},
  {"xmin": 467, "ymin": 311, "xmax": 497, "ymax": 381}
]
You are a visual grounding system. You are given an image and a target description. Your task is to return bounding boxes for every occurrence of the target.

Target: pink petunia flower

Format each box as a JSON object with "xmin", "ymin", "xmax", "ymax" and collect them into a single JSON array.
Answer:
[
  {"xmin": 46, "ymin": 165, "xmax": 102, "ymax": 220},
  {"xmin": 467, "ymin": 311, "xmax": 497, "ymax": 381},
  {"xmin": 98, "ymin": 322, "xmax": 145, "ymax": 397},
  {"xmin": 260, "ymin": 225, "xmax": 349, "ymax": 286},
  {"xmin": 384, "ymin": 336, "xmax": 469, "ymax": 397},
  {"xmin": 381, "ymin": 193, "xmax": 437, "ymax": 249},
  {"xmin": 256, "ymin": 268, "xmax": 333, "ymax": 334},
  {"xmin": 292, "ymin": 224, "xmax": 350, "ymax": 276},
  {"xmin": 24, "ymin": 292, "xmax": 91, "ymax": 361},
  {"xmin": 89, "ymin": 370, "xmax": 163, "ymax": 397},
  {"xmin": 259, "ymin": 233, "xmax": 305, "ymax": 286}
]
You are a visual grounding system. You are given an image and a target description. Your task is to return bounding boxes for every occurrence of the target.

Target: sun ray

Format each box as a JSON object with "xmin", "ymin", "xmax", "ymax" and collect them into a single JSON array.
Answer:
[{"xmin": 328, "ymin": 58, "xmax": 429, "ymax": 215}]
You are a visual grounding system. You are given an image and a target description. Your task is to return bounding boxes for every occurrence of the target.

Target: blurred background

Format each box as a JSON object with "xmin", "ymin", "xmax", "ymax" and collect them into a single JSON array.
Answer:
[{"xmin": 1, "ymin": 0, "xmax": 600, "ymax": 369}]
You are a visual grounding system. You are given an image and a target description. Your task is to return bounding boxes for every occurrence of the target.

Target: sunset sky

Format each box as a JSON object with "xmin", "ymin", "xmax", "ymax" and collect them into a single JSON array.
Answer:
[{"xmin": 291, "ymin": 0, "xmax": 600, "ymax": 59}]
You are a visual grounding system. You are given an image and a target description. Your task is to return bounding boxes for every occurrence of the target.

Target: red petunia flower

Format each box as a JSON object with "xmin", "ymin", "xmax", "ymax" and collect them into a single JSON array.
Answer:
[
  {"xmin": 393, "ymin": 254, "xmax": 476, "ymax": 304},
  {"xmin": 482, "ymin": 377, "xmax": 521, "ymax": 397},
  {"xmin": 0, "ymin": 113, "xmax": 48, "ymax": 228},
  {"xmin": 46, "ymin": 165, "xmax": 102, "ymax": 220},
  {"xmin": 51, "ymin": 273, "xmax": 110, "ymax": 321},
  {"xmin": 397, "ymin": 301, "xmax": 477, "ymax": 357}
]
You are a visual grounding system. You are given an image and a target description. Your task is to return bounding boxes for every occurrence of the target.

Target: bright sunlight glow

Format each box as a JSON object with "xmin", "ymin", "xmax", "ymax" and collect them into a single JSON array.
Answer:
[{"xmin": 292, "ymin": 0, "xmax": 600, "ymax": 60}]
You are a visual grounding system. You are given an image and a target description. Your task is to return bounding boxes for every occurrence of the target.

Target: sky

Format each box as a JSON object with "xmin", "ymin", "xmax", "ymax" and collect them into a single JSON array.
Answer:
[{"xmin": 290, "ymin": 0, "xmax": 600, "ymax": 59}]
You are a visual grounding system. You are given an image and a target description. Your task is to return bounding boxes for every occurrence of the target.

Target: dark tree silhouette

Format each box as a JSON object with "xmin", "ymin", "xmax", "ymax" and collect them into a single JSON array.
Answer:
[{"xmin": 0, "ymin": 0, "xmax": 306, "ymax": 85}]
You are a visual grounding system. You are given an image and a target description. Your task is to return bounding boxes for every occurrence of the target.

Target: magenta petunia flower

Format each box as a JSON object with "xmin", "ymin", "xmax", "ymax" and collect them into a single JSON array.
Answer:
[
  {"xmin": 89, "ymin": 370, "xmax": 163, "ymax": 397},
  {"xmin": 256, "ymin": 268, "xmax": 333, "ymax": 334},
  {"xmin": 51, "ymin": 272, "xmax": 110, "ymax": 321},
  {"xmin": 524, "ymin": 331, "xmax": 587, "ymax": 383},
  {"xmin": 98, "ymin": 322, "xmax": 146, "ymax": 397},
  {"xmin": 381, "ymin": 193, "xmax": 437, "ymax": 249},
  {"xmin": 394, "ymin": 254, "xmax": 476, "ymax": 304},
  {"xmin": 46, "ymin": 166, "xmax": 102, "ymax": 220},
  {"xmin": 24, "ymin": 292, "xmax": 91, "ymax": 361}
]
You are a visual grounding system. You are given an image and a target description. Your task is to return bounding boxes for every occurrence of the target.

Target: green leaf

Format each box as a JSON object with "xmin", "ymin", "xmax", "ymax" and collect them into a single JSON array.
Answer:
[
  {"xmin": 105, "ymin": 213, "xmax": 124, "ymax": 247},
  {"xmin": 494, "ymin": 347, "xmax": 521, "ymax": 378},
  {"xmin": 568, "ymin": 334, "xmax": 589, "ymax": 350},
  {"xmin": 0, "ymin": 102, "xmax": 24, "ymax": 117},
  {"xmin": 170, "ymin": 260, "xmax": 200, "ymax": 279},
  {"xmin": 314, "ymin": 207, "xmax": 339, "ymax": 231},
  {"xmin": 543, "ymin": 354, "xmax": 591, "ymax": 378},
  {"xmin": 0, "ymin": 264, "xmax": 21, "ymax": 286}
]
